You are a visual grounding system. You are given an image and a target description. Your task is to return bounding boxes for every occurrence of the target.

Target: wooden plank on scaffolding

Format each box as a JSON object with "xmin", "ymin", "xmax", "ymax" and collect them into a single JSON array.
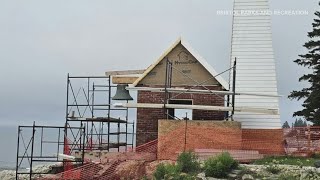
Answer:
[
  {"xmin": 114, "ymin": 103, "xmax": 279, "ymax": 115},
  {"xmin": 105, "ymin": 69, "xmax": 145, "ymax": 76}
]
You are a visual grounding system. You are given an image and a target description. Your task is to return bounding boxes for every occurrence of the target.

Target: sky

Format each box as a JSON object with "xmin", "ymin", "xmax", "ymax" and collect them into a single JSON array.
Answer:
[{"xmin": 0, "ymin": 0, "xmax": 318, "ymax": 127}]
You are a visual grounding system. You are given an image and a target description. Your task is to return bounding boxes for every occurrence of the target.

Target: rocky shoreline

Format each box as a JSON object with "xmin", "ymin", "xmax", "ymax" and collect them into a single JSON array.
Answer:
[
  {"xmin": 197, "ymin": 164, "xmax": 320, "ymax": 180},
  {"xmin": 0, "ymin": 164, "xmax": 59, "ymax": 180},
  {"xmin": 3, "ymin": 163, "xmax": 320, "ymax": 179}
]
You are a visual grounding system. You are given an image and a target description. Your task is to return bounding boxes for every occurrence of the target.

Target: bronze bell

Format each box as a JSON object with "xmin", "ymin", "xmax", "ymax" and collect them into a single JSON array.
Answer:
[{"xmin": 112, "ymin": 84, "xmax": 133, "ymax": 100}]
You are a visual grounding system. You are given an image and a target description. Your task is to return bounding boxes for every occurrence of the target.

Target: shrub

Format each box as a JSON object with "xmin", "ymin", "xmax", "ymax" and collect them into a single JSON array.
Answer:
[
  {"xmin": 311, "ymin": 152, "xmax": 320, "ymax": 159},
  {"xmin": 153, "ymin": 151, "xmax": 200, "ymax": 179},
  {"xmin": 204, "ymin": 152, "xmax": 238, "ymax": 178},
  {"xmin": 153, "ymin": 163, "xmax": 180, "ymax": 180},
  {"xmin": 176, "ymin": 151, "xmax": 200, "ymax": 174},
  {"xmin": 315, "ymin": 160, "xmax": 320, "ymax": 168},
  {"xmin": 153, "ymin": 163, "xmax": 167, "ymax": 180}
]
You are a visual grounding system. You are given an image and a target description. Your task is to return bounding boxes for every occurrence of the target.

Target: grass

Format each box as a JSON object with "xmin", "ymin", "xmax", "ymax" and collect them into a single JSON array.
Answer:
[{"xmin": 254, "ymin": 156, "xmax": 318, "ymax": 167}]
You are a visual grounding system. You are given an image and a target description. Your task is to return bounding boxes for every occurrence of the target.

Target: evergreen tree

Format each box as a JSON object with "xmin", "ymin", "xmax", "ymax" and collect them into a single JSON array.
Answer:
[
  {"xmin": 293, "ymin": 118, "xmax": 307, "ymax": 127},
  {"xmin": 288, "ymin": 4, "xmax": 320, "ymax": 125},
  {"xmin": 282, "ymin": 121, "xmax": 290, "ymax": 128}
]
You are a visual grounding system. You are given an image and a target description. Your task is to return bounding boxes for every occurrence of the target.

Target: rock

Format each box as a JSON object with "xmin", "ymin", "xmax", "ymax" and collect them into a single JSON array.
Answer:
[
  {"xmin": 206, "ymin": 177, "xmax": 218, "ymax": 180},
  {"xmin": 228, "ymin": 173, "xmax": 237, "ymax": 178},
  {"xmin": 0, "ymin": 170, "xmax": 16, "ymax": 180},
  {"xmin": 114, "ymin": 160, "xmax": 146, "ymax": 180},
  {"xmin": 300, "ymin": 171, "xmax": 308, "ymax": 180},
  {"xmin": 242, "ymin": 174, "xmax": 254, "ymax": 180},
  {"xmin": 231, "ymin": 169, "xmax": 242, "ymax": 174},
  {"xmin": 314, "ymin": 160, "xmax": 320, "ymax": 168},
  {"xmin": 197, "ymin": 172, "xmax": 205, "ymax": 179}
]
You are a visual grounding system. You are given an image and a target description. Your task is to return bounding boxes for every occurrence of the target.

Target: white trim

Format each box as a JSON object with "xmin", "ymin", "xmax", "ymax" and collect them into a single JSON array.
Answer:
[
  {"xmin": 132, "ymin": 37, "xmax": 229, "ymax": 90},
  {"xmin": 126, "ymin": 87, "xmax": 281, "ymax": 98},
  {"xmin": 113, "ymin": 103, "xmax": 279, "ymax": 115}
]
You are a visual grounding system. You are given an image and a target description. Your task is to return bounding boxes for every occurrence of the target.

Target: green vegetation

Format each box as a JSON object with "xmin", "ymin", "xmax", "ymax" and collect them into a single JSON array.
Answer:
[
  {"xmin": 176, "ymin": 150, "xmax": 200, "ymax": 174},
  {"xmin": 278, "ymin": 174, "xmax": 298, "ymax": 180},
  {"xmin": 153, "ymin": 151, "xmax": 240, "ymax": 179},
  {"xmin": 266, "ymin": 164, "xmax": 281, "ymax": 174},
  {"xmin": 153, "ymin": 151, "xmax": 200, "ymax": 180},
  {"xmin": 293, "ymin": 118, "xmax": 308, "ymax": 127},
  {"xmin": 203, "ymin": 152, "xmax": 238, "ymax": 178},
  {"xmin": 236, "ymin": 167, "xmax": 264, "ymax": 180},
  {"xmin": 282, "ymin": 121, "xmax": 290, "ymax": 128},
  {"xmin": 288, "ymin": 2, "xmax": 320, "ymax": 125},
  {"xmin": 254, "ymin": 156, "xmax": 317, "ymax": 167},
  {"xmin": 153, "ymin": 152, "xmax": 320, "ymax": 180}
]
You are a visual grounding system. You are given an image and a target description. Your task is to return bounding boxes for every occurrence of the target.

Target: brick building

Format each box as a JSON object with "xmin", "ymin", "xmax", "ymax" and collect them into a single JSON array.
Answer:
[{"xmin": 131, "ymin": 38, "xmax": 230, "ymax": 146}]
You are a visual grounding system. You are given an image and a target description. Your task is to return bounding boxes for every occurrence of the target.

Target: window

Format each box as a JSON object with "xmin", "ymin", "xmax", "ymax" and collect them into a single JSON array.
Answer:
[{"xmin": 168, "ymin": 99, "xmax": 193, "ymax": 120}]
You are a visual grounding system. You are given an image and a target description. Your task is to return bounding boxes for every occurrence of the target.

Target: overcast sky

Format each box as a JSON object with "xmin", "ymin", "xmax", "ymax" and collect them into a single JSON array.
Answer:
[{"xmin": 0, "ymin": 0, "xmax": 318, "ymax": 127}]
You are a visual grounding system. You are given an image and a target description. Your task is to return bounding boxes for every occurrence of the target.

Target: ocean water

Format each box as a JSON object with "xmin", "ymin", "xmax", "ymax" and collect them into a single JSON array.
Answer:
[{"xmin": 0, "ymin": 126, "xmax": 18, "ymax": 170}]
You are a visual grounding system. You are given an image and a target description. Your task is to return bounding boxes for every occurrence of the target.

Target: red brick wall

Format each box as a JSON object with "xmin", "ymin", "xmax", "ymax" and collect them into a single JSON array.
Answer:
[
  {"xmin": 136, "ymin": 86, "xmax": 225, "ymax": 146},
  {"xmin": 157, "ymin": 120, "xmax": 285, "ymax": 160},
  {"xmin": 242, "ymin": 129, "xmax": 285, "ymax": 154},
  {"xmin": 157, "ymin": 120, "xmax": 242, "ymax": 160}
]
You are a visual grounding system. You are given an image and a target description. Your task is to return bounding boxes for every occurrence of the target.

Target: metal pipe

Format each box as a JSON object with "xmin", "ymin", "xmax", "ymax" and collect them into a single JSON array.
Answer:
[
  {"xmin": 29, "ymin": 122, "xmax": 36, "ymax": 180},
  {"xmin": 15, "ymin": 126, "xmax": 21, "ymax": 180},
  {"xmin": 232, "ymin": 58, "xmax": 237, "ymax": 119},
  {"xmin": 108, "ymin": 75, "xmax": 111, "ymax": 152},
  {"xmin": 132, "ymin": 121, "xmax": 135, "ymax": 151},
  {"xmin": 40, "ymin": 127, "xmax": 43, "ymax": 156},
  {"xmin": 82, "ymin": 124, "xmax": 85, "ymax": 165},
  {"xmin": 163, "ymin": 58, "xmax": 169, "ymax": 118},
  {"xmin": 68, "ymin": 76, "xmax": 107, "ymax": 79},
  {"xmin": 125, "ymin": 100, "xmax": 128, "ymax": 152},
  {"xmin": 57, "ymin": 129, "xmax": 61, "ymax": 161}
]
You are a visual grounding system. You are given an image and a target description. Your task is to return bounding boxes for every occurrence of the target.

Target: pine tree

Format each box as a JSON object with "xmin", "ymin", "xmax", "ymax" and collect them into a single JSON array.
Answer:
[
  {"xmin": 293, "ymin": 118, "xmax": 307, "ymax": 127},
  {"xmin": 282, "ymin": 121, "xmax": 290, "ymax": 128},
  {"xmin": 288, "ymin": 4, "xmax": 320, "ymax": 125}
]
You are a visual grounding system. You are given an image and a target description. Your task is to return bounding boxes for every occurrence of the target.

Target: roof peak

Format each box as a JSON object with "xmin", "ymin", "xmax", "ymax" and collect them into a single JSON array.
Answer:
[{"xmin": 132, "ymin": 37, "xmax": 229, "ymax": 89}]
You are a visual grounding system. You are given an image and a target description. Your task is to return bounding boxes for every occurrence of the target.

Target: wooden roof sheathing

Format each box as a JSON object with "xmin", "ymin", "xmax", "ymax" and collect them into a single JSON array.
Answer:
[{"xmin": 132, "ymin": 37, "xmax": 229, "ymax": 89}]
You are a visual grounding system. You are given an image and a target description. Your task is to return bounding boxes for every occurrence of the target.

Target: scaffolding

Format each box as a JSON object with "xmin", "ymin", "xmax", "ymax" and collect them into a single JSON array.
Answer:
[
  {"xmin": 15, "ymin": 75, "xmax": 135, "ymax": 180},
  {"xmin": 15, "ymin": 123, "xmax": 85, "ymax": 180},
  {"xmin": 66, "ymin": 75, "xmax": 134, "ymax": 152}
]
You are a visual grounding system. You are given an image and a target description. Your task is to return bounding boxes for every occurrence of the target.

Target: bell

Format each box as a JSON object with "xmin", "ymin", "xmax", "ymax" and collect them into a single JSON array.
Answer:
[{"xmin": 112, "ymin": 84, "xmax": 133, "ymax": 100}]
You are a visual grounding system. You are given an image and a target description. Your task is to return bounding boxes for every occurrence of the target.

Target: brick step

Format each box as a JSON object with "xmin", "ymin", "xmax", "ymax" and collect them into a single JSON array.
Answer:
[
  {"xmin": 193, "ymin": 149, "xmax": 264, "ymax": 163},
  {"xmin": 197, "ymin": 154, "xmax": 263, "ymax": 159},
  {"xmin": 195, "ymin": 149, "xmax": 260, "ymax": 155}
]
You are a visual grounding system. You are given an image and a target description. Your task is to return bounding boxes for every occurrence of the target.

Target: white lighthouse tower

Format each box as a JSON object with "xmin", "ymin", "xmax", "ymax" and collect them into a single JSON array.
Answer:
[{"xmin": 230, "ymin": 0, "xmax": 281, "ymax": 129}]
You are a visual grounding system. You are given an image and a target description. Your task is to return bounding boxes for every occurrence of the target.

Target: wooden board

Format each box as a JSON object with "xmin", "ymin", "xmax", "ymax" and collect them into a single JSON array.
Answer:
[
  {"xmin": 112, "ymin": 76, "xmax": 139, "ymax": 84},
  {"xmin": 138, "ymin": 43, "xmax": 219, "ymax": 86},
  {"xmin": 114, "ymin": 103, "xmax": 279, "ymax": 115},
  {"xmin": 105, "ymin": 69, "xmax": 145, "ymax": 76}
]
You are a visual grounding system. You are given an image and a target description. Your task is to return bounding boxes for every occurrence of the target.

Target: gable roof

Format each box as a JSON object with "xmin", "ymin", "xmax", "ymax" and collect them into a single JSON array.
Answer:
[{"xmin": 132, "ymin": 37, "xmax": 229, "ymax": 90}]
